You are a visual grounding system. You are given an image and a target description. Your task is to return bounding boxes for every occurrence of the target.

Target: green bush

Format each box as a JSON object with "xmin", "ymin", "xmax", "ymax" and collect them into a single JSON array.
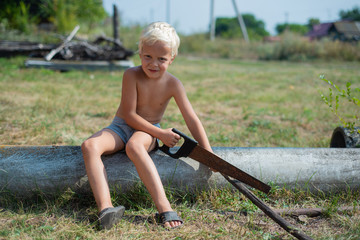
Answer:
[
  {"xmin": 258, "ymin": 32, "xmax": 360, "ymax": 62},
  {"xmin": 180, "ymin": 34, "xmax": 259, "ymax": 59},
  {"xmin": 321, "ymin": 40, "xmax": 360, "ymax": 61},
  {"xmin": 179, "ymin": 33, "xmax": 209, "ymax": 55},
  {"xmin": 181, "ymin": 31, "xmax": 360, "ymax": 62},
  {"xmin": 0, "ymin": 1, "xmax": 36, "ymax": 34},
  {"xmin": 258, "ymin": 32, "xmax": 317, "ymax": 61},
  {"xmin": 0, "ymin": 0, "xmax": 107, "ymax": 34}
]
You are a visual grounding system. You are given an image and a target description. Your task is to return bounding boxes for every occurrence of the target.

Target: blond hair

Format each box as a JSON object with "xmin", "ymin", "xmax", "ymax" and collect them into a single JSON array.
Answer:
[{"xmin": 138, "ymin": 22, "xmax": 180, "ymax": 57}]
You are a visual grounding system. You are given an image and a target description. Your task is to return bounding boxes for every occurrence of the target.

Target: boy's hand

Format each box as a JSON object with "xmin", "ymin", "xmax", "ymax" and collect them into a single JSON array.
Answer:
[{"xmin": 160, "ymin": 128, "xmax": 181, "ymax": 148}]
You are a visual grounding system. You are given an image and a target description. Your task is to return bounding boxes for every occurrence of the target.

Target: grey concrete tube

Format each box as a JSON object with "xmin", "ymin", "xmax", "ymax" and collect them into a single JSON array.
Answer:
[{"xmin": 0, "ymin": 146, "xmax": 359, "ymax": 196}]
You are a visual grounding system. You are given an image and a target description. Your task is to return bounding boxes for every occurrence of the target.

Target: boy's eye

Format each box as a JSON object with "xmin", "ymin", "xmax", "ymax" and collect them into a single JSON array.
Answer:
[{"xmin": 160, "ymin": 58, "xmax": 167, "ymax": 61}]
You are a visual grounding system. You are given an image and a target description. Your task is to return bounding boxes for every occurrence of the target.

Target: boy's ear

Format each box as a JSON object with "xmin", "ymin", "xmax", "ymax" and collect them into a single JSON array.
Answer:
[{"xmin": 170, "ymin": 55, "xmax": 176, "ymax": 64}]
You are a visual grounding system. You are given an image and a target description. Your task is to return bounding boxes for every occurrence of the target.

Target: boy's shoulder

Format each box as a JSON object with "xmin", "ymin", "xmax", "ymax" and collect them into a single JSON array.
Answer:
[
  {"xmin": 122, "ymin": 66, "xmax": 146, "ymax": 83},
  {"xmin": 165, "ymin": 72, "xmax": 180, "ymax": 84},
  {"xmin": 124, "ymin": 65, "xmax": 143, "ymax": 76}
]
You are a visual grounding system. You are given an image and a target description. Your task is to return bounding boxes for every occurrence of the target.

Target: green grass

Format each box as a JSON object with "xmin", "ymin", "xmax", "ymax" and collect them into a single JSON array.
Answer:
[
  {"xmin": 1, "ymin": 183, "xmax": 359, "ymax": 239},
  {"xmin": 1, "ymin": 56, "xmax": 360, "ymax": 239},
  {"xmin": 1, "ymin": 56, "xmax": 359, "ymax": 147}
]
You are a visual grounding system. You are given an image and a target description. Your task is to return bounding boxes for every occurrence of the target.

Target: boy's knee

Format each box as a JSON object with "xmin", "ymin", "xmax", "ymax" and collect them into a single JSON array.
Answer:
[
  {"xmin": 125, "ymin": 139, "xmax": 135, "ymax": 156},
  {"xmin": 81, "ymin": 138, "xmax": 99, "ymax": 155},
  {"xmin": 125, "ymin": 139, "xmax": 143, "ymax": 157},
  {"xmin": 81, "ymin": 139, "xmax": 90, "ymax": 152}
]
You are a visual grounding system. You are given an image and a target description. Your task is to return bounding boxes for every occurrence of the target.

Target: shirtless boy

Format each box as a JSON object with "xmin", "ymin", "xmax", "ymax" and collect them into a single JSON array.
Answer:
[{"xmin": 81, "ymin": 22, "xmax": 213, "ymax": 230}]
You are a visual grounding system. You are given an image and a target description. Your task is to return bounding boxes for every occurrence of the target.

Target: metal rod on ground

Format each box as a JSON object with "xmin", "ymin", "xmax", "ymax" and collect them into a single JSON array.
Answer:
[
  {"xmin": 260, "ymin": 206, "xmax": 360, "ymax": 217},
  {"xmin": 222, "ymin": 174, "xmax": 313, "ymax": 240}
]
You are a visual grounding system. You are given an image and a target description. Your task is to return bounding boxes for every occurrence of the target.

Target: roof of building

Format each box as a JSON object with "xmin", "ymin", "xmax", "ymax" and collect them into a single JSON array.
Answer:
[
  {"xmin": 306, "ymin": 22, "xmax": 334, "ymax": 38},
  {"xmin": 307, "ymin": 21, "xmax": 360, "ymax": 39},
  {"xmin": 334, "ymin": 21, "xmax": 360, "ymax": 37}
]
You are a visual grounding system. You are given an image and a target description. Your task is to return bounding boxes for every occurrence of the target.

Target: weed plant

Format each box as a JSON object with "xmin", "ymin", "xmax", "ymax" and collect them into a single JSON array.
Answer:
[{"xmin": 319, "ymin": 75, "xmax": 360, "ymax": 132}]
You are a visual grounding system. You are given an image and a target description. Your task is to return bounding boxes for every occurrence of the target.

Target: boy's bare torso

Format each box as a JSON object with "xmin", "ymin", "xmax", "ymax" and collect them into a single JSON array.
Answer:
[{"xmin": 116, "ymin": 66, "xmax": 176, "ymax": 124}]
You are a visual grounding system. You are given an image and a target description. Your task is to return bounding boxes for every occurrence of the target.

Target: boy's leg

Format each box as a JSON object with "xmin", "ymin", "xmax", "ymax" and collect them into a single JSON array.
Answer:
[
  {"xmin": 81, "ymin": 129, "xmax": 125, "ymax": 212},
  {"xmin": 125, "ymin": 131, "xmax": 182, "ymax": 228}
]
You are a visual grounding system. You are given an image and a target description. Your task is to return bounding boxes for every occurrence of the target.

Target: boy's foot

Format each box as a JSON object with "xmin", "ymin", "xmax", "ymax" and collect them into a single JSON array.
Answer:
[
  {"xmin": 156, "ymin": 211, "xmax": 183, "ymax": 229},
  {"xmin": 99, "ymin": 206, "xmax": 125, "ymax": 229}
]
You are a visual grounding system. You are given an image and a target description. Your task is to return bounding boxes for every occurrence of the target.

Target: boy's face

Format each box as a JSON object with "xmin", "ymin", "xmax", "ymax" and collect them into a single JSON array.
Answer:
[{"xmin": 139, "ymin": 41, "xmax": 174, "ymax": 80}]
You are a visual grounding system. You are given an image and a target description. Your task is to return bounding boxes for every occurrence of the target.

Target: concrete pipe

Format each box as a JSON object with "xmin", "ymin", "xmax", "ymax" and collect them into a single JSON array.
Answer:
[
  {"xmin": 330, "ymin": 127, "xmax": 360, "ymax": 148},
  {"xmin": 0, "ymin": 146, "xmax": 359, "ymax": 197}
]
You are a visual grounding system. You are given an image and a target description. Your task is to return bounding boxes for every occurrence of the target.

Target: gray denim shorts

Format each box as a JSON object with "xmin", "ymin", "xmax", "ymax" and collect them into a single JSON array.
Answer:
[{"xmin": 105, "ymin": 116, "xmax": 160, "ymax": 144}]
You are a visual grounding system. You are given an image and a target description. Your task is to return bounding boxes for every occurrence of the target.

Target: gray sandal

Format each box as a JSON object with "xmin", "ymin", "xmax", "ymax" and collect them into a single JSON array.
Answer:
[
  {"xmin": 156, "ymin": 211, "xmax": 183, "ymax": 229},
  {"xmin": 99, "ymin": 206, "xmax": 125, "ymax": 229}
]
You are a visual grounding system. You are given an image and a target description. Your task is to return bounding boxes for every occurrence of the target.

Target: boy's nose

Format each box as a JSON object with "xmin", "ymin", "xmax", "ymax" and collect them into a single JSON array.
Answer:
[{"xmin": 150, "ymin": 60, "xmax": 159, "ymax": 67}]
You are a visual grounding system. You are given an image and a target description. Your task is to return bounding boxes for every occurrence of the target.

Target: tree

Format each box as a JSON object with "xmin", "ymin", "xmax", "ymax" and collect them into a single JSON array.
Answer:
[
  {"xmin": 339, "ymin": 6, "xmax": 360, "ymax": 21},
  {"xmin": 275, "ymin": 23, "xmax": 309, "ymax": 35},
  {"xmin": 74, "ymin": 0, "xmax": 107, "ymax": 31},
  {"xmin": 215, "ymin": 14, "xmax": 269, "ymax": 40},
  {"xmin": 0, "ymin": 0, "xmax": 107, "ymax": 33},
  {"xmin": 215, "ymin": 17, "xmax": 242, "ymax": 38},
  {"xmin": 307, "ymin": 18, "xmax": 320, "ymax": 30},
  {"xmin": 0, "ymin": 0, "xmax": 39, "ymax": 33},
  {"xmin": 40, "ymin": 0, "xmax": 107, "ymax": 33},
  {"xmin": 242, "ymin": 14, "xmax": 269, "ymax": 39}
]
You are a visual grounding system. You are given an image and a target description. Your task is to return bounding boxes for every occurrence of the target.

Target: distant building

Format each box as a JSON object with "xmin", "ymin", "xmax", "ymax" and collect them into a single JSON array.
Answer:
[
  {"xmin": 263, "ymin": 36, "xmax": 282, "ymax": 42},
  {"xmin": 307, "ymin": 21, "xmax": 360, "ymax": 41}
]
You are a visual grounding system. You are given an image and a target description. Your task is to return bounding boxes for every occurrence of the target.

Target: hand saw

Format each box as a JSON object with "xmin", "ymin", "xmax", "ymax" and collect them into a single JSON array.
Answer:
[{"xmin": 159, "ymin": 128, "xmax": 271, "ymax": 194}]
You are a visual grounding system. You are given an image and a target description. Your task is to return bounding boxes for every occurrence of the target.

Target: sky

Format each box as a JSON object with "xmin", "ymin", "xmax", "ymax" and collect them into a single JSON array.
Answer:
[{"xmin": 103, "ymin": 0, "xmax": 359, "ymax": 35}]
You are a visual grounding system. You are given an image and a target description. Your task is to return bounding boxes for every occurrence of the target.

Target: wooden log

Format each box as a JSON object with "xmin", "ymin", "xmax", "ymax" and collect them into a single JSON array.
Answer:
[
  {"xmin": 45, "ymin": 25, "xmax": 80, "ymax": 61},
  {"xmin": 93, "ymin": 35, "xmax": 125, "ymax": 50},
  {"xmin": 25, "ymin": 58, "xmax": 134, "ymax": 71},
  {"xmin": 0, "ymin": 41, "xmax": 56, "ymax": 57}
]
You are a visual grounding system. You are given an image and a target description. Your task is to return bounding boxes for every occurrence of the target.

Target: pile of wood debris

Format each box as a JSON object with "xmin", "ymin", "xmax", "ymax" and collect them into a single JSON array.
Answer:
[{"xmin": 0, "ymin": 25, "xmax": 133, "ymax": 61}]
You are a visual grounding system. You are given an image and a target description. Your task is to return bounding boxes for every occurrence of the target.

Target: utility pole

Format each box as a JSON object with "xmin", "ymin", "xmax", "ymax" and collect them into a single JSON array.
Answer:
[
  {"xmin": 231, "ymin": 0, "xmax": 249, "ymax": 43},
  {"xmin": 166, "ymin": 0, "xmax": 170, "ymax": 24},
  {"xmin": 113, "ymin": 5, "xmax": 119, "ymax": 44},
  {"xmin": 209, "ymin": 0, "xmax": 215, "ymax": 41},
  {"xmin": 284, "ymin": 12, "xmax": 289, "ymax": 32}
]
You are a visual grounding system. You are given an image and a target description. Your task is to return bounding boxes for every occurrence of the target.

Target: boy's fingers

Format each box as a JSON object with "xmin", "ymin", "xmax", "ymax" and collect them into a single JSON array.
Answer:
[{"xmin": 174, "ymin": 133, "xmax": 180, "ymax": 139}]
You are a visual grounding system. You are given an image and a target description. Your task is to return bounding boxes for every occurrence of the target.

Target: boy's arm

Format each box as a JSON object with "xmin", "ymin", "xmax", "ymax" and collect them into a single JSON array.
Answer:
[
  {"xmin": 172, "ymin": 79, "xmax": 213, "ymax": 152},
  {"xmin": 119, "ymin": 69, "xmax": 180, "ymax": 147}
]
